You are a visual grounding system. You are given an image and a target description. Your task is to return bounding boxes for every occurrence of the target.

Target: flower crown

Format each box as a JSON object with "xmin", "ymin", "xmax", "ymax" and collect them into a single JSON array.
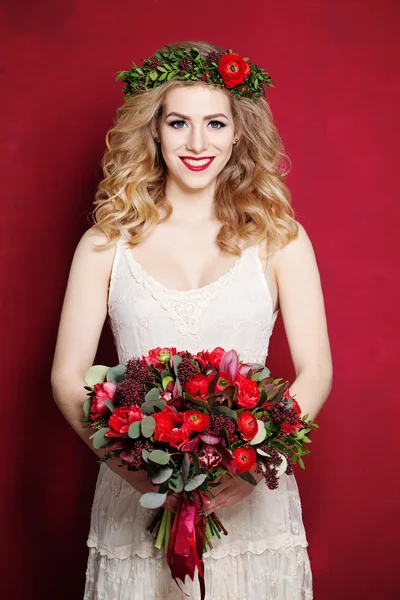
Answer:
[{"xmin": 115, "ymin": 46, "xmax": 274, "ymax": 101}]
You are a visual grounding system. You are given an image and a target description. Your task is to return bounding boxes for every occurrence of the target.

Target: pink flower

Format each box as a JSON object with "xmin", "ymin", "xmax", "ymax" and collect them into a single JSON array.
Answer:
[{"xmin": 90, "ymin": 381, "xmax": 116, "ymax": 419}]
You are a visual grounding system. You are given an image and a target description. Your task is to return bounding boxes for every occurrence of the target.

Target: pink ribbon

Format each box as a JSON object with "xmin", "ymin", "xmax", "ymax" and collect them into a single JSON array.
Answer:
[{"xmin": 167, "ymin": 490, "xmax": 207, "ymax": 600}]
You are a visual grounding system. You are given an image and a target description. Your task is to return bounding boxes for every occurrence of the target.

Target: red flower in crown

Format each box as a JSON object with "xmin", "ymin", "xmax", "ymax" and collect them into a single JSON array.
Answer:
[{"xmin": 218, "ymin": 52, "xmax": 251, "ymax": 88}]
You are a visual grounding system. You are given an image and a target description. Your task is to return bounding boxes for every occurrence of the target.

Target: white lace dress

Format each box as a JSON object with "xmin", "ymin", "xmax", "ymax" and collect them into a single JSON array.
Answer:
[{"xmin": 84, "ymin": 234, "xmax": 313, "ymax": 600}]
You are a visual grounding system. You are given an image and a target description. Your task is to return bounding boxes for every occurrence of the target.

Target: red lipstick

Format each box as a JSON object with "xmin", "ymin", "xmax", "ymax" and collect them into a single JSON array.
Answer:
[{"xmin": 179, "ymin": 157, "xmax": 215, "ymax": 171}]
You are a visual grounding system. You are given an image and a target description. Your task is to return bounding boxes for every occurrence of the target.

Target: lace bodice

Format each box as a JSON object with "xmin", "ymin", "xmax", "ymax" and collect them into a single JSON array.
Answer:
[{"xmin": 108, "ymin": 234, "xmax": 279, "ymax": 366}]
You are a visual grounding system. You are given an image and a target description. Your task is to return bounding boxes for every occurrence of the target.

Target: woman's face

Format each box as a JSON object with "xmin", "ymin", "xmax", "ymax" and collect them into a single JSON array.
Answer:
[{"xmin": 157, "ymin": 84, "xmax": 238, "ymax": 191}]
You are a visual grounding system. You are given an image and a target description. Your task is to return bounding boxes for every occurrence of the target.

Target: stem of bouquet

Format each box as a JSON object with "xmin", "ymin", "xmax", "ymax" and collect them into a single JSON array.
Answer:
[{"xmin": 155, "ymin": 507, "xmax": 169, "ymax": 549}]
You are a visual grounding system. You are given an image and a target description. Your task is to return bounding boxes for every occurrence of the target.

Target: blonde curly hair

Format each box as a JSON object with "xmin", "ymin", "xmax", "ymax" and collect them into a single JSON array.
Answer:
[{"xmin": 90, "ymin": 40, "xmax": 299, "ymax": 256}]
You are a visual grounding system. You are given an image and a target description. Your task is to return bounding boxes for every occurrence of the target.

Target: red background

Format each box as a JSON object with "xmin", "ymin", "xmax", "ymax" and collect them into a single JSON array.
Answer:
[{"xmin": 2, "ymin": 1, "xmax": 399, "ymax": 598}]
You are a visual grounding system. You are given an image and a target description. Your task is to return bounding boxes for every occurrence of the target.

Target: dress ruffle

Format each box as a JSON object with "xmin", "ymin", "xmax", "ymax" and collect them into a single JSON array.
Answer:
[{"xmin": 83, "ymin": 464, "xmax": 313, "ymax": 598}]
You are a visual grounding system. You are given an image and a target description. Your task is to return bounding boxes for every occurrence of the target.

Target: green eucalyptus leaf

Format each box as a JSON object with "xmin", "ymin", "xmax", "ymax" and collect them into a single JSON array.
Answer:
[
  {"xmin": 104, "ymin": 400, "xmax": 115, "ymax": 412},
  {"xmin": 148, "ymin": 450, "xmax": 170, "ymax": 465},
  {"xmin": 140, "ymin": 402, "xmax": 155, "ymax": 415},
  {"xmin": 184, "ymin": 474, "xmax": 207, "ymax": 491},
  {"xmin": 142, "ymin": 449, "xmax": 151, "ymax": 463},
  {"xmin": 168, "ymin": 472, "xmax": 184, "ymax": 493},
  {"xmin": 172, "ymin": 354, "xmax": 182, "ymax": 374},
  {"xmin": 139, "ymin": 491, "xmax": 167, "ymax": 509},
  {"xmin": 141, "ymin": 416, "xmax": 156, "ymax": 438},
  {"xmin": 93, "ymin": 427, "xmax": 111, "ymax": 449},
  {"xmin": 128, "ymin": 421, "xmax": 141, "ymax": 439},
  {"xmin": 84, "ymin": 365, "xmax": 109, "ymax": 387},
  {"xmin": 106, "ymin": 364, "xmax": 126, "ymax": 384},
  {"xmin": 145, "ymin": 388, "xmax": 160, "ymax": 402},
  {"xmin": 83, "ymin": 398, "xmax": 91, "ymax": 418},
  {"xmin": 151, "ymin": 467, "xmax": 174, "ymax": 484},
  {"xmin": 181, "ymin": 453, "xmax": 190, "ymax": 482}
]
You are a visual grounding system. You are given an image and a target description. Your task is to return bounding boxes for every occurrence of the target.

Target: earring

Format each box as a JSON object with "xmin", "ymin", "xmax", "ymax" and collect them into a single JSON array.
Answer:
[
  {"xmin": 234, "ymin": 138, "xmax": 239, "ymax": 144},
  {"xmin": 154, "ymin": 136, "xmax": 159, "ymax": 142}
]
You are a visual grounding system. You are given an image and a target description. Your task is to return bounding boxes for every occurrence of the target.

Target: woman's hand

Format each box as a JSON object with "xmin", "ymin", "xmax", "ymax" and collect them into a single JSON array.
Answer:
[
  {"xmin": 202, "ymin": 471, "xmax": 264, "ymax": 515},
  {"xmin": 108, "ymin": 463, "xmax": 181, "ymax": 512}
]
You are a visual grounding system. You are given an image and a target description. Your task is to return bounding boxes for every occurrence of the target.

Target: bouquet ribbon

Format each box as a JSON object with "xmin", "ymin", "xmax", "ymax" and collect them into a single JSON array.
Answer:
[{"xmin": 167, "ymin": 489, "xmax": 207, "ymax": 600}]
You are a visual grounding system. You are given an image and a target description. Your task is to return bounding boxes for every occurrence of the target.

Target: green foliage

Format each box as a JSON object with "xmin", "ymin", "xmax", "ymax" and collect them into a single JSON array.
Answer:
[
  {"xmin": 141, "ymin": 415, "xmax": 156, "ymax": 438},
  {"xmin": 115, "ymin": 45, "xmax": 273, "ymax": 102},
  {"xmin": 84, "ymin": 365, "xmax": 109, "ymax": 387},
  {"xmin": 148, "ymin": 449, "xmax": 171, "ymax": 465},
  {"xmin": 128, "ymin": 421, "xmax": 141, "ymax": 439},
  {"xmin": 106, "ymin": 363, "xmax": 126, "ymax": 384},
  {"xmin": 93, "ymin": 427, "xmax": 111, "ymax": 449}
]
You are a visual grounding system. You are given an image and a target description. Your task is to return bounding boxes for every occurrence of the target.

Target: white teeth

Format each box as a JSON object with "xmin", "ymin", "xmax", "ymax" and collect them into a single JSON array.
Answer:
[{"xmin": 183, "ymin": 158, "xmax": 212, "ymax": 167}]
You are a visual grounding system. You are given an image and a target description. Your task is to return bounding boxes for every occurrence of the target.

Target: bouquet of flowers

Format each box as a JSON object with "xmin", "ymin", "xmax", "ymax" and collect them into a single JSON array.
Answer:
[{"xmin": 82, "ymin": 346, "xmax": 318, "ymax": 599}]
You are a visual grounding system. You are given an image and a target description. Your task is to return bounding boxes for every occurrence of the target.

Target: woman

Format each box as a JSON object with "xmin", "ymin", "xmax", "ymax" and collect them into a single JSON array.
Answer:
[{"xmin": 51, "ymin": 40, "xmax": 332, "ymax": 599}]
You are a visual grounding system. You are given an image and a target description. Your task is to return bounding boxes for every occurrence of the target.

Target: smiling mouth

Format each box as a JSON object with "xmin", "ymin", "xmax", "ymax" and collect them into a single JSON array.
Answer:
[{"xmin": 179, "ymin": 157, "xmax": 215, "ymax": 171}]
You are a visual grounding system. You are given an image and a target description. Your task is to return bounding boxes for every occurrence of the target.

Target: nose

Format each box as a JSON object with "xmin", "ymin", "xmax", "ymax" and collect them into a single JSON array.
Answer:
[{"xmin": 186, "ymin": 124, "xmax": 208, "ymax": 154}]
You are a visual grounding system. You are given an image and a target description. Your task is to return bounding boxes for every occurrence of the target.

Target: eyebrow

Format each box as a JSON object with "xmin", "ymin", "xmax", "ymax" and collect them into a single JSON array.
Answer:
[{"xmin": 165, "ymin": 111, "xmax": 229, "ymax": 120}]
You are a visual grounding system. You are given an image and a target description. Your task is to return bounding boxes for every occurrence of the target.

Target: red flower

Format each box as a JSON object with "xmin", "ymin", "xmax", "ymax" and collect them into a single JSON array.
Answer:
[
  {"xmin": 152, "ymin": 406, "xmax": 191, "ymax": 449},
  {"xmin": 195, "ymin": 347, "xmax": 226, "ymax": 368},
  {"xmin": 144, "ymin": 347, "xmax": 177, "ymax": 368},
  {"xmin": 183, "ymin": 410, "xmax": 210, "ymax": 432},
  {"xmin": 234, "ymin": 373, "xmax": 260, "ymax": 409},
  {"xmin": 105, "ymin": 405, "xmax": 143, "ymax": 437},
  {"xmin": 215, "ymin": 371, "xmax": 234, "ymax": 393},
  {"xmin": 184, "ymin": 374, "xmax": 213, "ymax": 399},
  {"xmin": 233, "ymin": 446, "xmax": 257, "ymax": 474},
  {"xmin": 218, "ymin": 52, "xmax": 251, "ymax": 89},
  {"xmin": 237, "ymin": 411, "xmax": 258, "ymax": 441},
  {"xmin": 90, "ymin": 381, "xmax": 117, "ymax": 419},
  {"xmin": 280, "ymin": 422, "xmax": 298, "ymax": 434}
]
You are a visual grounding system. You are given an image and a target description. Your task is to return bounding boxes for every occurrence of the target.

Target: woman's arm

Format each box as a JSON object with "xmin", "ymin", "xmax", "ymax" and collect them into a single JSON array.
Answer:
[
  {"xmin": 272, "ymin": 221, "xmax": 333, "ymax": 422},
  {"xmin": 50, "ymin": 227, "xmax": 178, "ymax": 504}
]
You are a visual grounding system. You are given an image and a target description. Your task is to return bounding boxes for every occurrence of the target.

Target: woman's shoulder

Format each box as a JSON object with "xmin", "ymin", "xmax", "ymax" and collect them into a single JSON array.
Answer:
[
  {"xmin": 270, "ymin": 220, "xmax": 317, "ymax": 274},
  {"xmin": 72, "ymin": 226, "xmax": 121, "ymax": 280}
]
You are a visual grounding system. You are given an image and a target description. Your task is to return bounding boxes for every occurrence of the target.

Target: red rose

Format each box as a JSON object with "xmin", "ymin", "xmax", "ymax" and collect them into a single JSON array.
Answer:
[
  {"xmin": 233, "ymin": 446, "xmax": 257, "ymax": 474},
  {"xmin": 183, "ymin": 410, "xmax": 210, "ymax": 432},
  {"xmin": 105, "ymin": 405, "xmax": 143, "ymax": 437},
  {"xmin": 234, "ymin": 373, "xmax": 260, "ymax": 409},
  {"xmin": 218, "ymin": 52, "xmax": 251, "ymax": 89},
  {"xmin": 237, "ymin": 411, "xmax": 258, "ymax": 441},
  {"xmin": 90, "ymin": 381, "xmax": 117, "ymax": 419},
  {"xmin": 152, "ymin": 406, "xmax": 191, "ymax": 449},
  {"xmin": 184, "ymin": 374, "xmax": 213, "ymax": 399}
]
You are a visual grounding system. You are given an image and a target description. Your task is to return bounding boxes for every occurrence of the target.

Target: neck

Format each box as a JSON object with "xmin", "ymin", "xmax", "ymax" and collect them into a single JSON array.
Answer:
[{"xmin": 163, "ymin": 177, "xmax": 218, "ymax": 224}]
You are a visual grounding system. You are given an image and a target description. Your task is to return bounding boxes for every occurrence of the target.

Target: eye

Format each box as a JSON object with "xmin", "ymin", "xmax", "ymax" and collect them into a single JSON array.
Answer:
[
  {"xmin": 168, "ymin": 119, "xmax": 186, "ymax": 129},
  {"xmin": 167, "ymin": 120, "xmax": 226, "ymax": 129},
  {"xmin": 209, "ymin": 120, "xmax": 226, "ymax": 129}
]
